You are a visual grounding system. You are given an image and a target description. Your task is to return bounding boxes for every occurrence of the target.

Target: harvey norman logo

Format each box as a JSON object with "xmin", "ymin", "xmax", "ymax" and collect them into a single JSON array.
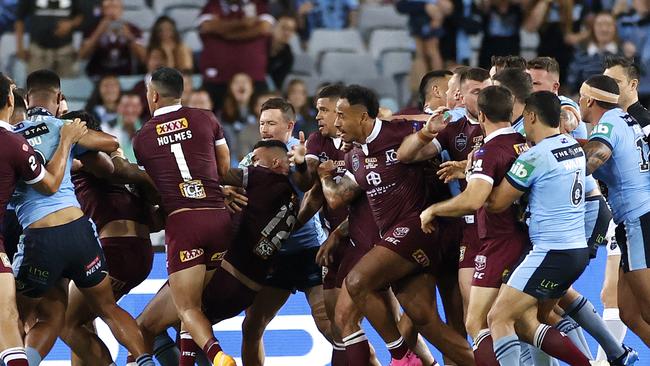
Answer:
[{"xmin": 156, "ymin": 118, "xmax": 188, "ymax": 135}]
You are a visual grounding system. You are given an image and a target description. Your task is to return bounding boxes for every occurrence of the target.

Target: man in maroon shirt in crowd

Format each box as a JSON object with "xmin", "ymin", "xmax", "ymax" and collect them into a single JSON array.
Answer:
[
  {"xmin": 198, "ymin": 0, "xmax": 274, "ymax": 110},
  {"xmin": 319, "ymin": 85, "xmax": 474, "ymax": 366},
  {"xmin": 420, "ymin": 86, "xmax": 529, "ymax": 365},
  {"xmin": 133, "ymin": 67, "xmax": 234, "ymax": 365}
]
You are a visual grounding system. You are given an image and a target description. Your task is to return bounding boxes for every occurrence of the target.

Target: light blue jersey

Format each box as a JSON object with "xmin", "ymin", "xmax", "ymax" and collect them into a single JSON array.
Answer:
[
  {"xmin": 10, "ymin": 110, "xmax": 83, "ymax": 228},
  {"xmin": 240, "ymin": 136, "xmax": 326, "ymax": 252},
  {"xmin": 589, "ymin": 108, "xmax": 650, "ymax": 224},
  {"xmin": 512, "ymin": 115, "xmax": 524, "ymax": 135},
  {"xmin": 506, "ymin": 134, "xmax": 587, "ymax": 251}
]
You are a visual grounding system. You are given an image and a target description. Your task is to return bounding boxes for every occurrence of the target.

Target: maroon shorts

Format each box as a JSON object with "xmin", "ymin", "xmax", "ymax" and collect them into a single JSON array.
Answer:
[
  {"xmin": 335, "ymin": 238, "xmax": 372, "ymax": 288},
  {"xmin": 377, "ymin": 216, "xmax": 441, "ymax": 274},
  {"xmin": 0, "ymin": 239, "xmax": 12, "ymax": 274},
  {"xmin": 165, "ymin": 209, "xmax": 232, "ymax": 275},
  {"xmin": 202, "ymin": 266, "xmax": 257, "ymax": 324},
  {"xmin": 459, "ymin": 218, "xmax": 481, "ymax": 269},
  {"xmin": 101, "ymin": 236, "xmax": 154, "ymax": 298},
  {"xmin": 323, "ymin": 243, "xmax": 347, "ymax": 290},
  {"xmin": 436, "ymin": 218, "xmax": 462, "ymax": 277},
  {"xmin": 471, "ymin": 231, "xmax": 528, "ymax": 288}
]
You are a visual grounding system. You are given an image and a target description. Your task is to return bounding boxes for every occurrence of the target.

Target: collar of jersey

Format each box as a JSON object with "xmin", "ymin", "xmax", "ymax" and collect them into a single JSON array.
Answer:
[
  {"xmin": 361, "ymin": 118, "xmax": 383, "ymax": 155},
  {"xmin": 0, "ymin": 120, "xmax": 12, "ymax": 131},
  {"xmin": 332, "ymin": 137, "xmax": 342, "ymax": 149},
  {"xmin": 602, "ymin": 107, "xmax": 625, "ymax": 121},
  {"xmin": 27, "ymin": 107, "xmax": 53, "ymax": 117},
  {"xmin": 484, "ymin": 126, "xmax": 516, "ymax": 143},
  {"xmin": 465, "ymin": 114, "xmax": 479, "ymax": 125},
  {"xmin": 153, "ymin": 104, "xmax": 182, "ymax": 117}
]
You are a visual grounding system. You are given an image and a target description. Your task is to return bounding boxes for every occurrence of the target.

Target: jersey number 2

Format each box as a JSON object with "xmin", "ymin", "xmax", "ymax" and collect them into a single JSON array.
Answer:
[
  {"xmin": 636, "ymin": 137, "xmax": 650, "ymax": 172},
  {"xmin": 171, "ymin": 143, "xmax": 193, "ymax": 181}
]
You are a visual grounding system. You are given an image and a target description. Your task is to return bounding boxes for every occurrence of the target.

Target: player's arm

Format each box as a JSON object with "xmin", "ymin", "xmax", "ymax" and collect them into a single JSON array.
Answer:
[
  {"xmin": 220, "ymin": 168, "xmax": 245, "ymax": 187},
  {"xmin": 221, "ymin": 16, "xmax": 273, "ymax": 41},
  {"xmin": 296, "ymin": 181, "xmax": 324, "ymax": 230},
  {"xmin": 485, "ymin": 179, "xmax": 524, "ymax": 213},
  {"xmin": 420, "ymin": 178, "xmax": 492, "ymax": 233},
  {"xmin": 397, "ymin": 109, "xmax": 447, "ymax": 163},
  {"xmin": 215, "ymin": 142, "xmax": 231, "ymax": 178},
  {"xmin": 77, "ymin": 151, "xmax": 115, "ymax": 179},
  {"xmin": 77, "ymin": 130, "xmax": 119, "ymax": 153},
  {"xmin": 318, "ymin": 161, "xmax": 362, "ymax": 210},
  {"xmin": 316, "ymin": 218, "xmax": 349, "ymax": 266},
  {"xmin": 289, "ymin": 132, "xmax": 316, "ymax": 191},
  {"xmin": 583, "ymin": 140, "xmax": 613, "ymax": 176}
]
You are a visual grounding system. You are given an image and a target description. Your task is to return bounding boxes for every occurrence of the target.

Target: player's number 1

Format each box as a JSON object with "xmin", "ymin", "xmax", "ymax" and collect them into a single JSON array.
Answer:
[{"xmin": 171, "ymin": 143, "xmax": 193, "ymax": 181}]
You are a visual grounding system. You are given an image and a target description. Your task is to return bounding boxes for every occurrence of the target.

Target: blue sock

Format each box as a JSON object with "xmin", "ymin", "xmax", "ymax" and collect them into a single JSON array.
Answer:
[
  {"xmin": 136, "ymin": 354, "xmax": 155, "ymax": 366},
  {"xmin": 565, "ymin": 295, "xmax": 624, "ymax": 360},
  {"xmin": 493, "ymin": 334, "xmax": 520, "ymax": 366},
  {"xmin": 153, "ymin": 332, "xmax": 181, "ymax": 366},
  {"xmin": 25, "ymin": 347, "xmax": 42, "ymax": 366}
]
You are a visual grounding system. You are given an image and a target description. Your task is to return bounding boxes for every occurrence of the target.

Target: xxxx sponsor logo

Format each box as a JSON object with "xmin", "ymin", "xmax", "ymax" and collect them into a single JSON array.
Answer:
[
  {"xmin": 156, "ymin": 118, "xmax": 189, "ymax": 135},
  {"xmin": 180, "ymin": 248, "xmax": 204, "ymax": 262},
  {"xmin": 411, "ymin": 249, "xmax": 430, "ymax": 267},
  {"xmin": 211, "ymin": 251, "xmax": 226, "ymax": 262}
]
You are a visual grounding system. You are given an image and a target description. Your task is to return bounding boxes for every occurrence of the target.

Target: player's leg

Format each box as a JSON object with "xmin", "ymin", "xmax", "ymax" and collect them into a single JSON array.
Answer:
[
  {"xmin": 465, "ymin": 286, "xmax": 500, "ymax": 365},
  {"xmin": 395, "ymin": 312, "xmax": 436, "ymax": 366},
  {"xmin": 596, "ymin": 242, "xmax": 626, "ymax": 361},
  {"xmin": 323, "ymin": 286, "xmax": 346, "ymax": 365},
  {"xmin": 618, "ymin": 270, "xmax": 650, "ymax": 345},
  {"xmin": 136, "ymin": 283, "xmax": 181, "ymax": 353},
  {"xmin": 24, "ymin": 282, "xmax": 69, "ymax": 363},
  {"xmin": 395, "ymin": 273, "xmax": 473, "ymax": 365},
  {"xmin": 335, "ymin": 281, "xmax": 378, "ymax": 366},
  {"xmin": 0, "ymin": 271, "xmax": 28, "ymax": 366},
  {"xmin": 423, "ymin": 36, "xmax": 443, "ymax": 71},
  {"xmin": 241, "ymin": 286, "xmax": 291, "ymax": 366}
]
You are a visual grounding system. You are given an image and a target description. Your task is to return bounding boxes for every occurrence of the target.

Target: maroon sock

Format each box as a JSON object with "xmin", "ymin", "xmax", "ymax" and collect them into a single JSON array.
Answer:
[
  {"xmin": 202, "ymin": 337, "xmax": 223, "ymax": 361},
  {"xmin": 535, "ymin": 325, "xmax": 590, "ymax": 366},
  {"xmin": 343, "ymin": 330, "xmax": 371, "ymax": 365},
  {"xmin": 5, "ymin": 360, "xmax": 28, "ymax": 366},
  {"xmin": 332, "ymin": 342, "xmax": 348, "ymax": 366},
  {"xmin": 473, "ymin": 329, "xmax": 500, "ymax": 366},
  {"xmin": 1, "ymin": 348, "xmax": 29, "ymax": 366},
  {"xmin": 180, "ymin": 331, "xmax": 198, "ymax": 366},
  {"xmin": 386, "ymin": 336, "xmax": 408, "ymax": 360}
]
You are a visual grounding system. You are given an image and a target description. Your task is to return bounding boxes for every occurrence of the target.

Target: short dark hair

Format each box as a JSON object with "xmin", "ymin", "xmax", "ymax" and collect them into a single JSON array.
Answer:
[
  {"xmin": 253, "ymin": 139, "xmax": 289, "ymax": 152},
  {"xmin": 452, "ymin": 65, "xmax": 470, "ymax": 75},
  {"xmin": 151, "ymin": 67, "xmax": 184, "ymax": 99},
  {"xmin": 604, "ymin": 55, "xmax": 640, "ymax": 81},
  {"xmin": 478, "ymin": 86, "xmax": 514, "ymax": 122},
  {"xmin": 13, "ymin": 90, "xmax": 26, "ymax": 112},
  {"xmin": 418, "ymin": 70, "xmax": 453, "ymax": 105},
  {"xmin": 120, "ymin": 91, "xmax": 142, "ymax": 100},
  {"xmin": 493, "ymin": 68, "xmax": 533, "ymax": 104},
  {"xmin": 584, "ymin": 75, "xmax": 620, "ymax": 110},
  {"xmin": 60, "ymin": 110, "xmax": 102, "ymax": 131},
  {"xmin": 0, "ymin": 73, "xmax": 13, "ymax": 110},
  {"xmin": 459, "ymin": 67, "xmax": 490, "ymax": 87},
  {"xmin": 342, "ymin": 85, "xmax": 379, "ymax": 119},
  {"xmin": 26, "ymin": 69, "xmax": 60, "ymax": 95},
  {"xmin": 491, "ymin": 55, "xmax": 527, "ymax": 70},
  {"xmin": 525, "ymin": 91, "xmax": 561, "ymax": 128},
  {"xmin": 261, "ymin": 97, "xmax": 296, "ymax": 122},
  {"xmin": 527, "ymin": 57, "xmax": 561, "ymax": 76},
  {"xmin": 317, "ymin": 83, "xmax": 345, "ymax": 100}
]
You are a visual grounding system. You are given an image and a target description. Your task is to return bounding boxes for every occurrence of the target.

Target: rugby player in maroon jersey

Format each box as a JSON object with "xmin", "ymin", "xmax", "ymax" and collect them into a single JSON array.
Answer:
[
  {"xmin": 0, "ymin": 74, "xmax": 86, "ymax": 366},
  {"xmin": 132, "ymin": 67, "xmax": 234, "ymax": 365},
  {"xmin": 398, "ymin": 68, "xmax": 491, "ymax": 317},
  {"xmin": 320, "ymin": 85, "xmax": 474, "ymax": 366},
  {"xmin": 420, "ymin": 86, "xmax": 529, "ymax": 365}
]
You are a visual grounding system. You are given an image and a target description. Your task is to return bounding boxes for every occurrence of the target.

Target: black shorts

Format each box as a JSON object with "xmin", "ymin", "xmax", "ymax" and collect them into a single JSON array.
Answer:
[
  {"xmin": 13, "ymin": 216, "xmax": 108, "ymax": 298},
  {"xmin": 265, "ymin": 247, "xmax": 322, "ymax": 293},
  {"xmin": 1, "ymin": 209, "xmax": 22, "ymax": 261},
  {"xmin": 585, "ymin": 195, "xmax": 612, "ymax": 259}
]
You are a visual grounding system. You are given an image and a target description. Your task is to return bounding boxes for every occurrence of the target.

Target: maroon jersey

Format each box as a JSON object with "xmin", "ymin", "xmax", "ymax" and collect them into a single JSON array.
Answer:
[
  {"xmin": 347, "ymin": 192, "xmax": 379, "ymax": 251},
  {"xmin": 225, "ymin": 166, "xmax": 297, "ymax": 283},
  {"xmin": 346, "ymin": 120, "xmax": 427, "ymax": 231},
  {"xmin": 72, "ymin": 170, "xmax": 149, "ymax": 232},
  {"xmin": 0, "ymin": 123, "xmax": 44, "ymax": 232},
  {"xmin": 133, "ymin": 105, "xmax": 227, "ymax": 215},
  {"xmin": 467, "ymin": 127, "xmax": 528, "ymax": 239},
  {"xmin": 305, "ymin": 133, "xmax": 347, "ymax": 230},
  {"xmin": 432, "ymin": 116, "xmax": 484, "ymax": 190}
]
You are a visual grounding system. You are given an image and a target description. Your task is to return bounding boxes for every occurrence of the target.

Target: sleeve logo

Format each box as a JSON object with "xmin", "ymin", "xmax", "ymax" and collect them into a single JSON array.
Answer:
[
  {"xmin": 509, "ymin": 160, "xmax": 535, "ymax": 181},
  {"xmin": 156, "ymin": 118, "xmax": 189, "ymax": 135},
  {"xmin": 591, "ymin": 123, "xmax": 613, "ymax": 138}
]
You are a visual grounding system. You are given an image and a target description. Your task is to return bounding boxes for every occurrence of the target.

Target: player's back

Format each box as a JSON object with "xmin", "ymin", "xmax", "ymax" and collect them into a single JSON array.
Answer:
[
  {"xmin": 133, "ymin": 106, "xmax": 225, "ymax": 214},
  {"xmin": 433, "ymin": 116, "xmax": 483, "ymax": 190},
  {"xmin": 507, "ymin": 134, "xmax": 586, "ymax": 250},
  {"xmin": 11, "ymin": 113, "xmax": 79, "ymax": 228},
  {"xmin": 589, "ymin": 108, "xmax": 650, "ymax": 223}
]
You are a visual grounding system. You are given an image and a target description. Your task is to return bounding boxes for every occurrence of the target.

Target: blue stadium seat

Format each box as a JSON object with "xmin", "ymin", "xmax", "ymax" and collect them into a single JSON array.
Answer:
[
  {"xmin": 60, "ymin": 77, "xmax": 95, "ymax": 102},
  {"xmin": 119, "ymin": 75, "xmax": 146, "ymax": 91},
  {"xmin": 380, "ymin": 51, "xmax": 412, "ymax": 78},
  {"xmin": 122, "ymin": 8, "xmax": 157, "ymax": 31},
  {"xmin": 319, "ymin": 52, "xmax": 379, "ymax": 83},
  {"xmin": 358, "ymin": 5, "xmax": 408, "ymax": 41},
  {"xmin": 368, "ymin": 29, "xmax": 414, "ymax": 60},
  {"xmin": 307, "ymin": 29, "xmax": 365, "ymax": 61},
  {"xmin": 291, "ymin": 54, "xmax": 316, "ymax": 76},
  {"xmin": 154, "ymin": 0, "xmax": 205, "ymax": 15},
  {"xmin": 165, "ymin": 6, "xmax": 202, "ymax": 32}
]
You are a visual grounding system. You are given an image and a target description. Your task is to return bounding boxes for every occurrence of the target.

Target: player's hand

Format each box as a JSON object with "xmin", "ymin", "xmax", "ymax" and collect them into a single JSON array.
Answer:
[
  {"xmin": 424, "ymin": 107, "xmax": 450, "ymax": 135},
  {"xmin": 420, "ymin": 206, "xmax": 438, "ymax": 234},
  {"xmin": 60, "ymin": 119, "xmax": 88, "ymax": 144},
  {"xmin": 121, "ymin": 25, "xmax": 136, "ymax": 42},
  {"xmin": 437, "ymin": 160, "xmax": 467, "ymax": 183},
  {"xmin": 298, "ymin": 1, "xmax": 314, "ymax": 15},
  {"xmin": 317, "ymin": 160, "xmax": 336, "ymax": 178},
  {"xmin": 316, "ymin": 229, "xmax": 343, "ymax": 266},
  {"xmin": 288, "ymin": 131, "xmax": 307, "ymax": 165},
  {"xmin": 378, "ymin": 107, "xmax": 393, "ymax": 120},
  {"xmin": 222, "ymin": 185, "xmax": 248, "ymax": 213},
  {"xmin": 54, "ymin": 19, "xmax": 74, "ymax": 38}
]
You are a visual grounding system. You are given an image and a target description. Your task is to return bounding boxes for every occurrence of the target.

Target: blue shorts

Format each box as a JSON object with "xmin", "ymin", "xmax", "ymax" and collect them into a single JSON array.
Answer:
[
  {"xmin": 584, "ymin": 196, "xmax": 612, "ymax": 259},
  {"xmin": 13, "ymin": 216, "xmax": 108, "ymax": 298},
  {"xmin": 506, "ymin": 246, "xmax": 589, "ymax": 299},
  {"xmin": 616, "ymin": 210, "xmax": 650, "ymax": 272}
]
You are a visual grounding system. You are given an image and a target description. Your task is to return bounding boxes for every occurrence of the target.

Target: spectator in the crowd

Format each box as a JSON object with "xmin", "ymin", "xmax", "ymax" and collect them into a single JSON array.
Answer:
[
  {"xmin": 106, "ymin": 92, "xmax": 143, "ymax": 162},
  {"xmin": 85, "ymin": 74, "xmax": 121, "ymax": 127},
  {"xmin": 524, "ymin": 0, "xmax": 603, "ymax": 85},
  {"xmin": 0, "ymin": 0, "xmax": 17, "ymax": 37},
  {"xmin": 567, "ymin": 12, "xmax": 625, "ymax": 93},
  {"xmin": 220, "ymin": 72, "xmax": 257, "ymax": 126},
  {"xmin": 15, "ymin": 0, "xmax": 83, "ymax": 76},
  {"xmin": 132, "ymin": 47, "xmax": 169, "ymax": 120},
  {"xmin": 181, "ymin": 69, "xmax": 195, "ymax": 106},
  {"xmin": 285, "ymin": 78, "xmax": 316, "ymax": 137},
  {"xmin": 79, "ymin": 0, "xmax": 102, "ymax": 34},
  {"xmin": 268, "ymin": 14, "xmax": 297, "ymax": 90},
  {"xmin": 187, "ymin": 89, "xmax": 214, "ymax": 110},
  {"xmin": 198, "ymin": 0, "xmax": 273, "ymax": 111},
  {"xmin": 295, "ymin": 0, "xmax": 358, "ymax": 41},
  {"xmin": 476, "ymin": 0, "xmax": 526, "ymax": 69},
  {"xmin": 616, "ymin": 0, "xmax": 650, "ymax": 101},
  {"xmin": 79, "ymin": 0, "xmax": 146, "ymax": 78},
  {"xmin": 148, "ymin": 15, "xmax": 193, "ymax": 71}
]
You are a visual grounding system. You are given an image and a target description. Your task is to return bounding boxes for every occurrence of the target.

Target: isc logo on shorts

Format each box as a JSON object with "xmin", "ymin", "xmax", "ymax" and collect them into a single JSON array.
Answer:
[
  {"xmin": 180, "ymin": 248, "xmax": 204, "ymax": 262},
  {"xmin": 411, "ymin": 249, "xmax": 430, "ymax": 267},
  {"xmin": 179, "ymin": 180, "xmax": 206, "ymax": 199},
  {"xmin": 156, "ymin": 118, "xmax": 189, "ymax": 135}
]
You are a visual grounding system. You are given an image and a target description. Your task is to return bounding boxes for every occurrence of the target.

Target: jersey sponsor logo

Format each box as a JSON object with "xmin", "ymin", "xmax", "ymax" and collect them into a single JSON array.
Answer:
[
  {"xmin": 321, "ymin": 266, "xmax": 328, "ymax": 280},
  {"xmin": 156, "ymin": 118, "xmax": 189, "ymax": 135},
  {"xmin": 0, "ymin": 253, "xmax": 10, "ymax": 268},
  {"xmin": 366, "ymin": 171, "xmax": 382, "ymax": 186},
  {"xmin": 459, "ymin": 245, "xmax": 466, "ymax": 262},
  {"xmin": 455, "ymin": 133, "xmax": 468, "ymax": 151},
  {"xmin": 539, "ymin": 279, "xmax": 559, "ymax": 290},
  {"xmin": 513, "ymin": 143, "xmax": 529, "ymax": 155},
  {"xmin": 364, "ymin": 157, "xmax": 378, "ymax": 169},
  {"xmin": 591, "ymin": 123, "xmax": 613, "ymax": 138},
  {"xmin": 318, "ymin": 152, "xmax": 329, "ymax": 163},
  {"xmin": 509, "ymin": 160, "xmax": 535, "ymax": 182},
  {"xmin": 474, "ymin": 255, "xmax": 487, "ymax": 271},
  {"xmin": 472, "ymin": 159, "xmax": 483, "ymax": 172},
  {"xmin": 179, "ymin": 179, "xmax": 206, "ymax": 199},
  {"xmin": 352, "ymin": 154, "xmax": 360, "ymax": 171},
  {"xmin": 85, "ymin": 256, "xmax": 102, "ymax": 276},
  {"xmin": 551, "ymin": 144, "xmax": 584, "ymax": 162},
  {"xmin": 210, "ymin": 251, "xmax": 226, "ymax": 262},
  {"xmin": 180, "ymin": 248, "xmax": 204, "ymax": 262},
  {"xmin": 385, "ymin": 149, "xmax": 398, "ymax": 165},
  {"xmin": 411, "ymin": 249, "xmax": 430, "ymax": 267},
  {"xmin": 20, "ymin": 123, "xmax": 49, "ymax": 139},
  {"xmin": 393, "ymin": 227, "xmax": 410, "ymax": 238}
]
